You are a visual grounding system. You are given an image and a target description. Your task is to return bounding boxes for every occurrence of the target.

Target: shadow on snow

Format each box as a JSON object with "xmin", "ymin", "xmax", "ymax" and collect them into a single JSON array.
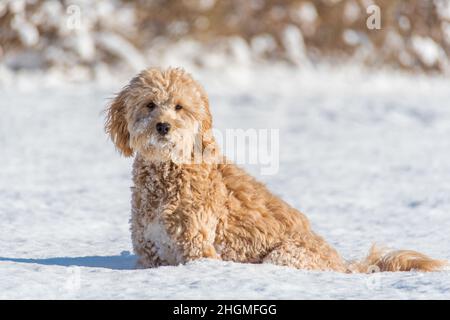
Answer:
[{"xmin": 0, "ymin": 251, "xmax": 137, "ymax": 270}]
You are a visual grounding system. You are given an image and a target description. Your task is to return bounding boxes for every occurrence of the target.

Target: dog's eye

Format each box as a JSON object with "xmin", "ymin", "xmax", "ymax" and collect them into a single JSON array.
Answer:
[
  {"xmin": 147, "ymin": 102, "xmax": 156, "ymax": 111},
  {"xmin": 175, "ymin": 104, "xmax": 183, "ymax": 111}
]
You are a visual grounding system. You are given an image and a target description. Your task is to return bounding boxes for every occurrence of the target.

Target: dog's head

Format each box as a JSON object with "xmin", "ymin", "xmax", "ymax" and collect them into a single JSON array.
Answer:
[{"xmin": 105, "ymin": 67, "xmax": 215, "ymax": 162}]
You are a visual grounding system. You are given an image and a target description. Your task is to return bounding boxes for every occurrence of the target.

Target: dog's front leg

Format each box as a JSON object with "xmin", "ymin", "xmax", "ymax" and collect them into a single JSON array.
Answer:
[
  {"xmin": 170, "ymin": 210, "xmax": 219, "ymax": 263},
  {"xmin": 182, "ymin": 232, "xmax": 218, "ymax": 262}
]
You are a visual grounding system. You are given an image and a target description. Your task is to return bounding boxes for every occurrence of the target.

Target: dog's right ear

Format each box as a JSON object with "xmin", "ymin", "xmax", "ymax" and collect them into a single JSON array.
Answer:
[{"xmin": 105, "ymin": 88, "xmax": 133, "ymax": 157}]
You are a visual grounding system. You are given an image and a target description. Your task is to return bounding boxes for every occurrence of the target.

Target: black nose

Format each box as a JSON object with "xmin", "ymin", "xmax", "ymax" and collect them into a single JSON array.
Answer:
[{"xmin": 156, "ymin": 122, "xmax": 171, "ymax": 135}]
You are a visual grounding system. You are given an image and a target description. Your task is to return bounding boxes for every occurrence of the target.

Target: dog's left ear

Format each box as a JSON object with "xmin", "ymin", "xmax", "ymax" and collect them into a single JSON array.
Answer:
[
  {"xmin": 105, "ymin": 88, "xmax": 133, "ymax": 157},
  {"xmin": 199, "ymin": 93, "xmax": 220, "ymax": 163}
]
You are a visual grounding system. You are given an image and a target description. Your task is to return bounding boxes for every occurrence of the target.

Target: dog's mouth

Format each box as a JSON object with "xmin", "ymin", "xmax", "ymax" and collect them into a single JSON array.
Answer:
[
  {"xmin": 147, "ymin": 133, "xmax": 179, "ymax": 153},
  {"xmin": 148, "ymin": 134, "xmax": 169, "ymax": 146}
]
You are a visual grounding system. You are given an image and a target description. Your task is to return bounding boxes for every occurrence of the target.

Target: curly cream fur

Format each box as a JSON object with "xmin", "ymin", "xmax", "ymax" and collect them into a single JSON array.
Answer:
[{"xmin": 105, "ymin": 67, "xmax": 446, "ymax": 272}]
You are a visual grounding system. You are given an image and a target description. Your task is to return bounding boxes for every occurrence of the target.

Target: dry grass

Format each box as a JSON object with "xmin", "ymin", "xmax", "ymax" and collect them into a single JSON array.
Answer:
[{"xmin": 1, "ymin": 0, "xmax": 449, "ymax": 73}]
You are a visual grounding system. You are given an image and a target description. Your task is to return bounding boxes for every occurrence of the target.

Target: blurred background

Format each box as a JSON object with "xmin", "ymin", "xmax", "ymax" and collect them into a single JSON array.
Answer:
[{"xmin": 1, "ymin": 0, "xmax": 450, "ymax": 82}]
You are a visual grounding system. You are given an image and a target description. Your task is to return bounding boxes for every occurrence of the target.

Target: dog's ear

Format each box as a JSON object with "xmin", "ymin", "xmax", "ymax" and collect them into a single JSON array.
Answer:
[
  {"xmin": 199, "ymin": 94, "xmax": 221, "ymax": 163},
  {"xmin": 105, "ymin": 88, "xmax": 133, "ymax": 157}
]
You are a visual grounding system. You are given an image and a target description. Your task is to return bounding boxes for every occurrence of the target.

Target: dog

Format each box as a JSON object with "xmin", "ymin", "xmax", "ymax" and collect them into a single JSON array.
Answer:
[{"xmin": 105, "ymin": 67, "xmax": 446, "ymax": 272}]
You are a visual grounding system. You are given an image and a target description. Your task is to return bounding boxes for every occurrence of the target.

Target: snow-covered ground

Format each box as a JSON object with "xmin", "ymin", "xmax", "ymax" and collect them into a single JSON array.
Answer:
[{"xmin": 1, "ymin": 66, "xmax": 450, "ymax": 299}]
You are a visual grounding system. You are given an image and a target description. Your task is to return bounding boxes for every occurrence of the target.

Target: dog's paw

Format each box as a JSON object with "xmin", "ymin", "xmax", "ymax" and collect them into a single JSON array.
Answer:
[{"xmin": 203, "ymin": 246, "xmax": 219, "ymax": 259}]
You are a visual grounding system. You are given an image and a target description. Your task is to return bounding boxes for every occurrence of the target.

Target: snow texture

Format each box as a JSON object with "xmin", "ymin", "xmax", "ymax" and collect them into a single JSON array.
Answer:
[{"xmin": 1, "ymin": 66, "xmax": 450, "ymax": 299}]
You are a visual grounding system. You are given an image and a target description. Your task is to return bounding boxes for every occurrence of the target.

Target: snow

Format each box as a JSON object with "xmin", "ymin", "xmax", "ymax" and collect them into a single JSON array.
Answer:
[
  {"xmin": 343, "ymin": 0, "xmax": 361, "ymax": 24},
  {"xmin": 95, "ymin": 32, "xmax": 146, "ymax": 71},
  {"xmin": 1, "ymin": 66, "xmax": 450, "ymax": 299},
  {"xmin": 281, "ymin": 25, "xmax": 310, "ymax": 67},
  {"xmin": 412, "ymin": 36, "xmax": 444, "ymax": 67},
  {"xmin": 295, "ymin": 2, "xmax": 318, "ymax": 24}
]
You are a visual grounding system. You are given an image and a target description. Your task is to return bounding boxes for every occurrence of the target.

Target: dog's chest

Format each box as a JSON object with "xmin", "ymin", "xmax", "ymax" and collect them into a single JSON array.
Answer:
[{"xmin": 133, "ymin": 158, "xmax": 185, "ymax": 264}]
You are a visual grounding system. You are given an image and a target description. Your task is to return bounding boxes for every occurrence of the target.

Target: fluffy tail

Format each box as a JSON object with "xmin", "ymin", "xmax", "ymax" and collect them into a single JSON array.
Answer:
[{"xmin": 348, "ymin": 245, "xmax": 447, "ymax": 273}]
